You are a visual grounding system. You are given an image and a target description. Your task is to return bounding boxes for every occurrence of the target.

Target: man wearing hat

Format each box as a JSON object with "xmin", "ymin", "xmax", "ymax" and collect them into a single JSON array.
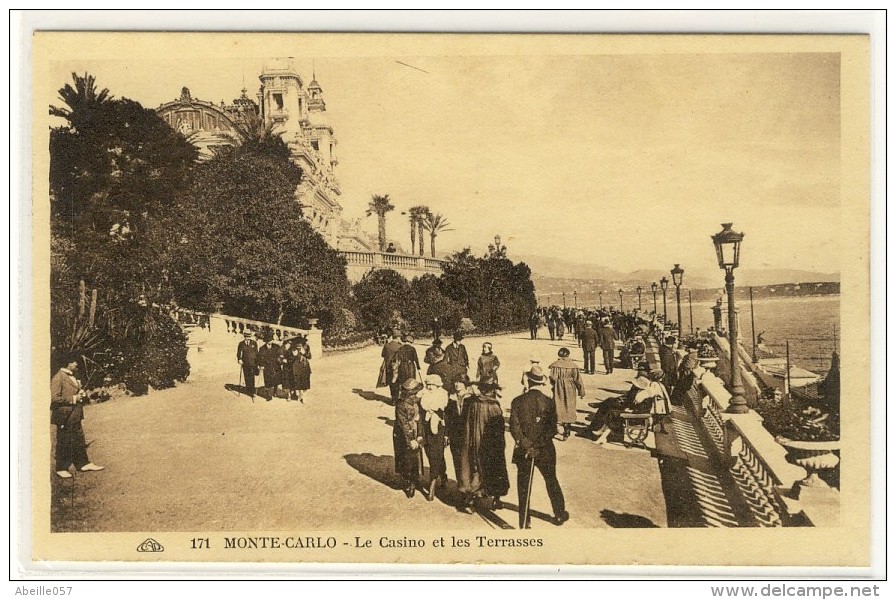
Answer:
[
  {"xmin": 393, "ymin": 379, "xmax": 425, "ymax": 498},
  {"xmin": 377, "ymin": 328, "xmax": 404, "ymax": 403},
  {"xmin": 423, "ymin": 338, "xmax": 444, "ymax": 365},
  {"xmin": 588, "ymin": 374, "xmax": 655, "ymax": 444},
  {"xmin": 580, "ymin": 320, "xmax": 599, "ymax": 375},
  {"xmin": 598, "ymin": 317, "xmax": 617, "ymax": 375},
  {"xmin": 510, "ymin": 366, "xmax": 568, "ymax": 528},
  {"xmin": 659, "ymin": 335, "xmax": 680, "ymax": 389},
  {"xmin": 427, "ymin": 347, "xmax": 462, "ymax": 393},
  {"xmin": 671, "ymin": 352, "xmax": 702, "ymax": 407},
  {"xmin": 520, "ymin": 354, "xmax": 541, "ymax": 393},
  {"xmin": 256, "ymin": 331, "xmax": 281, "ymax": 400},
  {"xmin": 445, "ymin": 331, "xmax": 470, "ymax": 375},
  {"xmin": 237, "ymin": 331, "xmax": 259, "ymax": 398}
]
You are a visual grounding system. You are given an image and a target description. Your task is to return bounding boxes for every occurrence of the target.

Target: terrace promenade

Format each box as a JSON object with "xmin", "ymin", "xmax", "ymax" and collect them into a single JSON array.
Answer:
[{"xmin": 50, "ymin": 323, "xmax": 816, "ymax": 533}]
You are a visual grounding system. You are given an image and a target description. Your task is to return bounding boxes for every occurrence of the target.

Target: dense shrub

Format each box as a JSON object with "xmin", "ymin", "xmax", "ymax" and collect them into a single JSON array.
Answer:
[
  {"xmin": 352, "ymin": 269, "xmax": 411, "ymax": 332},
  {"xmin": 114, "ymin": 309, "xmax": 190, "ymax": 395},
  {"xmin": 405, "ymin": 274, "xmax": 463, "ymax": 335},
  {"xmin": 438, "ymin": 247, "xmax": 537, "ymax": 334}
]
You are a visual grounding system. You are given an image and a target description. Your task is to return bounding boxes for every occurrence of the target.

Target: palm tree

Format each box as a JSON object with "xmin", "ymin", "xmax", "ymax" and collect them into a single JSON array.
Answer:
[
  {"xmin": 417, "ymin": 206, "xmax": 430, "ymax": 256},
  {"xmin": 407, "ymin": 205, "xmax": 429, "ymax": 256},
  {"xmin": 366, "ymin": 194, "xmax": 395, "ymax": 252},
  {"xmin": 49, "ymin": 72, "xmax": 113, "ymax": 127},
  {"xmin": 421, "ymin": 212, "xmax": 453, "ymax": 258}
]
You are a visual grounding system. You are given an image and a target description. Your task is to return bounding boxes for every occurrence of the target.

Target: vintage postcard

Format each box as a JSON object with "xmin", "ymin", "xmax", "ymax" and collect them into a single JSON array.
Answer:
[{"xmin": 26, "ymin": 30, "xmax": 871, "ymax": 573}]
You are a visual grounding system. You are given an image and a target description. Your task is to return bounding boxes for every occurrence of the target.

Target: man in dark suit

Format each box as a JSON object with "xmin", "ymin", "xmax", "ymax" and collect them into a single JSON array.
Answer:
[
  {"xmin": 256, "ymin": 333, "xmax": 281, "ymax": 400},
  {"xmin": 378, "ymin": 329, "xmax": 404, "ymax": 403},
  {"xmin": 444, "ymin": 331, "xmax": 470, "ymax": 375},
  {"xmin": 599, "ymin": 317, "xmax": 617, "ymax": 375},
  {"xmin": 579, "ymin": 320, "xmax": 599, "ymax": 375},
  {"xmin": 659, "ymin": 335, "xmax": 680, "ymax": 389},
  {"xmin": 237, "ymin": 331, "xmax": 259, "ymax": 398},
  {"xmin": 510, "ymin": 366, "xmax": 568, "ymax": 529},
  {"xmin": 426, "ymin": 347, "xmax": 462, "ymax": 393}
]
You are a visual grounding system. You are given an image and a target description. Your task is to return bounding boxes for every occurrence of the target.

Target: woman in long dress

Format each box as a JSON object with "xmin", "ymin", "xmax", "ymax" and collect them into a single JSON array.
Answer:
[
  {"xmin": 462, "ymin": 381, "xmax": 509, "ymax": 511},
  {"xmin": 393, "ymin": 379, "xmax": 425, "ymax": 498},
  {"xmin": 290, "ymin": 341, "xmax": 312, "ymax": 403},
  {"xmin": 395, "ymin": 335, "xmax": 421, "ymax": 386},
  {"xmin": 548, "ymin": 347, "xmax": 585, "ymax": 440},
  {"xmin": 476, "ymin": 342, "xmax": 500, "ymax": 386}
]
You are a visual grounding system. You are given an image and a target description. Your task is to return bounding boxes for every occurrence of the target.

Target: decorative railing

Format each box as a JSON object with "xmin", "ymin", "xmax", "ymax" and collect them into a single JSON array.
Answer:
[
  {"xmin": 339, "ymin": 250, "xmax": 375, "ymax": 265},
  {"xmin": 165, "ymin": 307, "xmax": 322, "ymax": 360},
  {"xmin": 690, "ymin": 370, "xmax": 809, "ymax": 526},
  {"xmin": 339, "ymin": 250, "xmax": 448, "ymax": 276}
]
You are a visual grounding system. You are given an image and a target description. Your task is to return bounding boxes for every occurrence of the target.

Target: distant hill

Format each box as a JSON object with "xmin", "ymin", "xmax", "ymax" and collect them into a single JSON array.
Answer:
[
  {"xmin": 736, "ymin": 269, "xmax": 840, "ymax": 287},
  {"xmin": 518, "ymin": 254, "xmax": 840, "ymax": 307}
]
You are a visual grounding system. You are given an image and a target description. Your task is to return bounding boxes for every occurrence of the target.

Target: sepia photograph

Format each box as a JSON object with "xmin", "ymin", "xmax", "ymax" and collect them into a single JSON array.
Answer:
[{"xmin": 23, "ymin": 26, "xmax": 873, "ymax": 573}]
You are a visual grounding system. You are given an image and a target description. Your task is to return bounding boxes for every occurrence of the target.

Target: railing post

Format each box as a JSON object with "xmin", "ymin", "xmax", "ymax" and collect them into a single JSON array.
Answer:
[{"xmin": 306, "ymin": 318, "xmax": 323, "ymax": 359}]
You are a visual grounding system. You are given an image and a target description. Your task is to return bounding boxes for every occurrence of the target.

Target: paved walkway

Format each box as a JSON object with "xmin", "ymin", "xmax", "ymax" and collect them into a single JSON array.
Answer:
[{"xmin": 52, "ymin": 328, "xmax": 680, "ymax": 532}]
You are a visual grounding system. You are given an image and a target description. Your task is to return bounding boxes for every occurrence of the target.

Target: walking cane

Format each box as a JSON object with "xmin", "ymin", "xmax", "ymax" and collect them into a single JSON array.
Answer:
[
  {"xmin": 239, "ymin": 365, "xmax": 253, "ymax": 404},
  {"xmin": 520, "ymin": 454, "xmax": 536, "ymax": 528},
  {"xmin": 417, "ymin": 443, "xmax": 425, "ymax": 499}
]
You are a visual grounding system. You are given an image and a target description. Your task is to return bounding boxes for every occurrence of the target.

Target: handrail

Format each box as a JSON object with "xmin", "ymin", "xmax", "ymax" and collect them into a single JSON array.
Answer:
[
  {"xmin": 338, "ymin": 250, "xmax": 447, "ymax": 268},
  {"xmin": 164, "ymin": 307, "xmax": 323, "ymax": 360},
  {"xmin": 690, "ymin": 370, "xmax": 807, "ymax": 526}
]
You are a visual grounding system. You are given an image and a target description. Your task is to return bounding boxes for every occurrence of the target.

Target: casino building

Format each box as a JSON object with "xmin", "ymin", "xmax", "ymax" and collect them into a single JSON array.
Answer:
[{"xmin": 156, "ymin": 58, "xmax": 446, "ymax": 281}]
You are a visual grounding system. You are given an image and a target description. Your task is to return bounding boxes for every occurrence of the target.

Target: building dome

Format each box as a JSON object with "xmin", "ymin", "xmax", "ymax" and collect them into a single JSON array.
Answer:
[{"xmin": 260, "ymin": 57, "xmax": 302, "ymax": 82}]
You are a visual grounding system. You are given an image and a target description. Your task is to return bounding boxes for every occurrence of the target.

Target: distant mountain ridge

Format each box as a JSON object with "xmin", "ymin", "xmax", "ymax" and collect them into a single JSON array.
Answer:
[{"xmin": 515, "ymin": 253, "xmax": 839, "ymax": 297}]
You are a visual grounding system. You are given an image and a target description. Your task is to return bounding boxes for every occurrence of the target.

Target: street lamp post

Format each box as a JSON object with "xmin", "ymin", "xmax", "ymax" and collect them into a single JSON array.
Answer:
[
  {"xmin": 562, "ymin": 292, "xmax": 566, "ymax": 308},
  {"xmin": 618, "ymin": 288, "xmax": 624, "ymax": 312},
  {"xmin": 660, "ymin": 277, "xmax": 669, "ymax": 325},
  {"xmin": 598, "ymin": 291, "xmax": 603, "ymax": 309},
  {"xmin": 574, "ymin": 290, "xmax": 578, "ymax": 308},
  {"xmin": 651, "ymin": 281, "xmax": 658, "ymax": 314},
  {"xmin": 712, "ymin": 222, "xmax": 747, "ymax": 414},
  {"xmin": 636, "ymin": 285, "xmax": 643, "ymax": 312},
  {"xmin": 688, "ymin": 289, "xmax": 694, "ymax": 335},
  {"xmin": 671, "ymin": 263, "xmax": 684, "ymax": 337}
]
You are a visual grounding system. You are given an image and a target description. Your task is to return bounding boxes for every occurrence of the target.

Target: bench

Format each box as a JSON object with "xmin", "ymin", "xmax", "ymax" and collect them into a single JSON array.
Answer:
[{"xmin": 619, "ymin": 411, "xmax": 652, "ymax": 448}]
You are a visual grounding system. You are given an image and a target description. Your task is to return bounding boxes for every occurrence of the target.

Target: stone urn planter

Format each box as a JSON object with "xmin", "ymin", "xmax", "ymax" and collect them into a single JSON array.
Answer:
[
  {"xmin": 307, "ymin": 318, "xmax": 319, "ymax": 329},
  {"xmin": 776, "ymin": 437, "xmax": 840, "ymax": 488}
]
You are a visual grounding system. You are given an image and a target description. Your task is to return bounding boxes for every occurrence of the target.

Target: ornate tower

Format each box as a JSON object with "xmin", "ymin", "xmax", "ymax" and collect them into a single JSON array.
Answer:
[
  {"xmin": 257, "ymin": 59, "xmax": 343, "ymax": 245},
  {"xmin": 258, "ymin": 57, "xmax": 307, "ymax": 139}
]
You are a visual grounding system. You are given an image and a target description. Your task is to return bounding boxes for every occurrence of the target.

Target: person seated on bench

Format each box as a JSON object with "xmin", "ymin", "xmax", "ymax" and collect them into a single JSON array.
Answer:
[
  {"xmin": 645, "ymin": 369, "xmax": 671, "ymax": 433},
  {"xmin": 587, "ymin": 375, "xmax": 655, "ymax": 445}
]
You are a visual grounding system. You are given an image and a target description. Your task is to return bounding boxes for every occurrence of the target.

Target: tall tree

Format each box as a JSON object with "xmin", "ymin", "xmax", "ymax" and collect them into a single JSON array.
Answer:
[
  {"xmin": 48, "ymin": 73, "xmax": 197, "ymax": 393},
  {"xmin": 417, "ymin": 206, "xmax": 430, "ymax": 256},
  {"xmin": 407, "ymin": 205, "xmax": 429, "ymax": 255},
  {"xmin": 173, "ymin": 141, "xmax": 350, "ymax": 330},
  {"xmin": 229, "ymin": 109, "xmax": 291, "ymax": 161},
  {"xmin": 366, "ymin": 194, "xmax": 395, "ymax": 252},
  {"xmin": 49, "ymin": 72, "xmax": 112, "ymax": 127},
  {"xmin": 422, "ymin": 211, "xmax": 453, "ymax": 258}
]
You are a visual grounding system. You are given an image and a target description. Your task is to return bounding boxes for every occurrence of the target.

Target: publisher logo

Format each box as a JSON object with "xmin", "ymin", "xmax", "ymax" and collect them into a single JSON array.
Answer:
[{"xmin": 137, "ymin": 538, "xmax": 164, "ymax": 552}]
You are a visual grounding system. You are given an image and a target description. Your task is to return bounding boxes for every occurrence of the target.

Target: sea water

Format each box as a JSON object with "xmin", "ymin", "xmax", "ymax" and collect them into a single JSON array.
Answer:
[{"xmin": 688, "ymin": 295, "xmax": 840, "ymax": 376}]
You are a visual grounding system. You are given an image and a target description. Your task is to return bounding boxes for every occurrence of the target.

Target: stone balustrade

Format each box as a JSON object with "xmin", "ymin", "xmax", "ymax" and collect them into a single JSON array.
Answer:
[
  {"xmin": 168, "ymin": 307, "xmax": 322, "ymax": 360},
  {"xmin": 339, "ymin": 250, "xmax": 447, "ymax": 283},
  {"xmin": 690, "ymin": 370, "xmax": 813, "ymax": 526}
]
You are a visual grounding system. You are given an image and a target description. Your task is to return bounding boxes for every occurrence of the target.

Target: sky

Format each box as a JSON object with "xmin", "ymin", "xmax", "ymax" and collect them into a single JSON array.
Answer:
[{"xmin": 46, "ymin": 35, "xmax": 843, "ymax": 280}]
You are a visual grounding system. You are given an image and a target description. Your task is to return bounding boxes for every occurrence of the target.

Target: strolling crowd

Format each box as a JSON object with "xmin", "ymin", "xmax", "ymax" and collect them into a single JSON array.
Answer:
[
  {"xmin": 380, "ymin": 328, "xmax": 569, "ymax": 529},
  {"xmin": 236, "ymin": 329, "xmax": 313, "ymax": 402}
]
